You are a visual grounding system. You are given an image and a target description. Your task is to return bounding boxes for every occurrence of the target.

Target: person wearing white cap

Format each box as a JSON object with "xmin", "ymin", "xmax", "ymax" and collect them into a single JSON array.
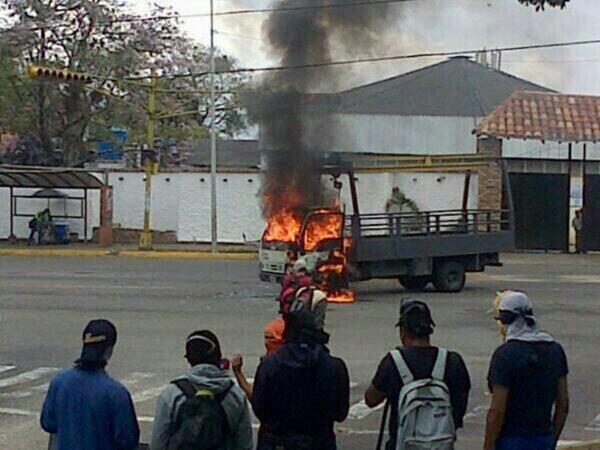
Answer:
[{"xmin": 484, "ymin": 291, "xmax": 570, "ymax": 450}]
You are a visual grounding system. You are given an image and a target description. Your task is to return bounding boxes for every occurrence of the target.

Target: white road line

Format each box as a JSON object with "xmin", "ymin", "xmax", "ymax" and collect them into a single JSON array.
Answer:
[
  {"xmin": 347, "ymin": 400, "xmax": 384, "ymax": 420},
  {"xmin": 120, "ymin": 372, "xmax": 155, "ymax": 389},
  {"xmin": 0, "ymin": 391, "xmax": 33, "ymax": 399},
  {"xmin": 585, "ymin": 414, "xmax": 600, "ymax": 432},
  {"xmin": 132, "ymin": 386, "xmax": 165, "ymax": 404},
  {"xmin": 0, "ymin": 365, "xmax": 16, "ymax": 374},
  {"xmin": 0, "ymin": 367, "xmax": 59, "ymax": 389},
  {"xmin": 0, "ymin": 407, "xmax": 38, "ymax": 417},
  {"xmin": 464, "ymin": 404, "xmax": 486, "ymax": 422}
]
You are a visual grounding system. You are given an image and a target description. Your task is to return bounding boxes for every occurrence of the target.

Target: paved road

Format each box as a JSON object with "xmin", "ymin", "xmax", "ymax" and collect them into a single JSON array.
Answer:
[{"xmin": 0, "ymin": 253, "xmax": 599, "ymax": 449}]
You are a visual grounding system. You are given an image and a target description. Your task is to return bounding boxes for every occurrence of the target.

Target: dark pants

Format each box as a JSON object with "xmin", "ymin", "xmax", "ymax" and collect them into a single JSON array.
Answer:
[
  {"xmin": 575, "ymin": 231, "xmax": 584, "ymax": 253},
  {"xmin": 496, "ymin": 435, "xmax": 555, "ymax": 450},
  {"xmin": 257, "ymin": 431, "xmax": 336, "ymax": 450}
]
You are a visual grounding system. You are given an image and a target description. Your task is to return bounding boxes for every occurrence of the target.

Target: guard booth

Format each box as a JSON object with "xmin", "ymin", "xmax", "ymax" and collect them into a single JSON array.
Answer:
[
  {"xmin": 0, "ymin": 166, "xmax": 113, "ymax": 246},
  {"xmin": 476, "ymin": 91, "xmax": 600, "ymax": 253}
]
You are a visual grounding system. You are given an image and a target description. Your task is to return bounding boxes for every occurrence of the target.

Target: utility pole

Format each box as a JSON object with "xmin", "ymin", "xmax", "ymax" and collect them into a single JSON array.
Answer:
[
  {"xmin": 210, "ymin": 0, "xmax": 218, "ymax": 253},
  {"xmin": 139, "ymin": 68, "xmax": 158, "ymax": 250}
]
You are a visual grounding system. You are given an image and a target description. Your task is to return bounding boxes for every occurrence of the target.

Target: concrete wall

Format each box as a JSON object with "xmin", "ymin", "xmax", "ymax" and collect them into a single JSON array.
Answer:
[
  {"xmin": 0, "ymin": 170, "xmax": 475, "ymax": 243},
  {"xmin": 332, "ymin": 114, "xmax": 480, "ymax": 155}
]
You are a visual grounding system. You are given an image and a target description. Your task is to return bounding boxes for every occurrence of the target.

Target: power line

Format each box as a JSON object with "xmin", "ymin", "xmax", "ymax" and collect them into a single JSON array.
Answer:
[
  {"xmin": 5, "ymin": 0, "xmax": 413, "ymax": 32},
  {"xmin": 125, "ymin": 38, "xmax": 600, "ymax": 81}
]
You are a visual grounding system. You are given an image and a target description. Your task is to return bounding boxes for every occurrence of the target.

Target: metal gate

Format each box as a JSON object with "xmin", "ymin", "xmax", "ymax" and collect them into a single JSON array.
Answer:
[
  {"xmin": 583, "ymin": 174, "xmax": 600, "ymax": 251},
  {"xmin": 509, "ymin": 173, "xmax": 569, "ymax": 251}
]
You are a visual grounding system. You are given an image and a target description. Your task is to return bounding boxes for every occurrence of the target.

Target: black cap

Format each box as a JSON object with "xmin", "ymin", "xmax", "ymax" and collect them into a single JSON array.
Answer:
[
  {"xmin": 80, "ymin": 319, "xmax": 117, "ymax": 363},
  {"xmin": 395, "ymin": 299, "xmax": 435, "ymax": 337}
]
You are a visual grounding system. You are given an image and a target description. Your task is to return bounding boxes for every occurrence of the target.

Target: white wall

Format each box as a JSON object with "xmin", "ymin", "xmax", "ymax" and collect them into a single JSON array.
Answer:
[
  {"xmin": 332, "ymin": 114, "xmax": 480, "ymax": 155},
  {"xmin": 0, "ymin": 187, "xmax": 100, "ymax": 240},
  {"xmin": 503, "ymin": 140, "xmax": 600, "ymax": 160},
  {"xmin": 0, "ymin": 170, "xmax": 475, "ymax": 243}
]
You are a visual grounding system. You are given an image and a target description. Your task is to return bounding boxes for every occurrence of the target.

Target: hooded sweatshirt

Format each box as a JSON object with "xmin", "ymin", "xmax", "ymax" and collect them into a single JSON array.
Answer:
[
  {"xmin": 150, "ymin": 364, "xmax": 253, "ymax": 450},
  {"xmin": 252, "ymin": 339, "xmax": 350, "ymax": 450}
]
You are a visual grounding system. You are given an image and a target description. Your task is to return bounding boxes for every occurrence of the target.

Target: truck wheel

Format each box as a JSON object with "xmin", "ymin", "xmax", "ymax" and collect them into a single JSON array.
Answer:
[
  {"xmin": 433, "ymin": 260, "xmax": 465, "ymax": 293},
  {"xmin": 399, "ymin": 276, "xmax": 430, "ymax": 292}
]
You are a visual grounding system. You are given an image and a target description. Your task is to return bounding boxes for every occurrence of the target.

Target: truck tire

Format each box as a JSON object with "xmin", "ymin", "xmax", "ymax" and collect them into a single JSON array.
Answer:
[
  {"xmin": 399, "ymin": 276, "xmax": 430, "ymax": 292},
  {"xmin": 433, "ymin": 260, "xmax": 465, "ymax": 293}
]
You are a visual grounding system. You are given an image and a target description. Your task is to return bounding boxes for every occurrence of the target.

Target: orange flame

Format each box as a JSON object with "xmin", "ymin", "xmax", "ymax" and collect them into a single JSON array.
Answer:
[
  {"xmin": 327, "ymin": 290, "xmax": 356, "ymax": 303},
  {"xmin": 263, "ymin": 209, "xmax": 302, "ymax": 243},
  {"xmin": 303, "ymin": 211, "xmax": 343, "ymax": 252}
]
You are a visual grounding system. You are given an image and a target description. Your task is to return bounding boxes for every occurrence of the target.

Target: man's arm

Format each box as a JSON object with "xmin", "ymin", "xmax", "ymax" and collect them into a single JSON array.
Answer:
[
  {"xmin": 231, "ymin": 354, "xmax": 253, "ymax": 400},
  {"xmin": 112, "ymin": 389, "xmax": 140, "ymax": 450},
  {"xmin": 40, "ymin": 381, "xmax": 57, "ymax": 434},
  {"xmin": 229, "ymin": 395, "xmax": 254, "ymax": 450},
  {"xmin": 150, "ymin": 390, "xmax": 176, "ymax": 450},
  {"xmin": 365, "ymin": 384, "xmax": 387, "ymax": 408},
  {"xmin": 484, "ymin": 385, "xmax": 509, "ymax": 450},
  {"xmin": 334, "ymin": 360, "xmax": 350, "ymax": 422},
  {"xmin": 553, "ymin": 376, "xmax": 569, "ymax": 443}
]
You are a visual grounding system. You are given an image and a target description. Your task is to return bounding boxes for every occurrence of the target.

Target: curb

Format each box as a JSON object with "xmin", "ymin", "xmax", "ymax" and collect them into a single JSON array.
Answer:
[
  {"xmin": 0, "ymin": 248, "xmax": 257, "ymax": 261},
  {"xmin": 558, "ymin": 441, "xmax": 600, "ymax": 449}
]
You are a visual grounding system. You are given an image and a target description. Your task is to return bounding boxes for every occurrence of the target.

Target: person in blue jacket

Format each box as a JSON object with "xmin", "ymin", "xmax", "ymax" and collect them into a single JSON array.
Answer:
[{"xmin": 41, "ymin": 319, "xmax": 140, "ymax": 450}]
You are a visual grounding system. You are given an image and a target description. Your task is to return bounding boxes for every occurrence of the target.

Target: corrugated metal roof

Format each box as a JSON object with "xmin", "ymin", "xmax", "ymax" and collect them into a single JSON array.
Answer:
[
  {"xmin": 186, "ymin": 139, "xmax": 260, "ymax": 168},
  {"xmin": 0, "ymin": 166, "xmax": 103, "ymax": 188},
  {"xmin": 306, "ymin": 57, "xmax": 554, "ymax": 117},
  {"xmin": 475, "ymin": 91, "xmax": 600, "ymax": 143}
]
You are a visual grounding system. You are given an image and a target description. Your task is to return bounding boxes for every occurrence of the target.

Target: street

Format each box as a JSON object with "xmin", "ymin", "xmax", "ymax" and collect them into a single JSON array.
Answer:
[{"xmin": 0, "ymin": 253, "xmax": 599, "ymax": 449}]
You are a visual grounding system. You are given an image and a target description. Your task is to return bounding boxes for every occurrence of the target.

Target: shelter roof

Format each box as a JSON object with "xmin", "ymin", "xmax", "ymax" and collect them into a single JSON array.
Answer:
[
  {"xmin": 475, "ymin": 91, "xmax": 600, "ymax": 143},
  {"xmin": 0, "ymin": 166, "xmax": 103, "ymax": 189}
]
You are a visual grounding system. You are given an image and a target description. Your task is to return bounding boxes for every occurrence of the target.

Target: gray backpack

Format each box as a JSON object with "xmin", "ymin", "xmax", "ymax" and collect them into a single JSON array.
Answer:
[{"xmin": 391, "ymin": 348, "xmax": 455, "ymax": 450}]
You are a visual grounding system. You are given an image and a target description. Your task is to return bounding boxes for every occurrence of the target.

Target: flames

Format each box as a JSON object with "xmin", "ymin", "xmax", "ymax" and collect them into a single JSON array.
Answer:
[
  {"xmin": 263, "ymin": 207, "xmax": 355, "ymax": 304},
  {"xmin": 303, "ymin": 210, "xmax": 343, "ymax": 252},
  {"xmin": 263, "ymin": 209, "xmax": 302, "ymax": 243}
]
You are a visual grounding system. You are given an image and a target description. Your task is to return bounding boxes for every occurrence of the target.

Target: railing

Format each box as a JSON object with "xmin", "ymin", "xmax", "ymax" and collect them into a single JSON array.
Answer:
[{"xmin": 346, "ymin": 209, "xmax": 512, "ymax": 238}]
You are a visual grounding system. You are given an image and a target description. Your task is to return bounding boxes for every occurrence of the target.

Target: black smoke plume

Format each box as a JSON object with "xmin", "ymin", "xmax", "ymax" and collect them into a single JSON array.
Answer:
[{"xmin": 245, "ymin": 0, "xmax": 397, "ymax": 220}]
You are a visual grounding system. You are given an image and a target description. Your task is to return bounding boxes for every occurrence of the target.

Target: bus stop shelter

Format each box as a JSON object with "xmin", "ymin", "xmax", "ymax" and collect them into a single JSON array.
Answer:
[{"xmin": 0, "ymin": 166, "xmax": 107, "ymax": 242}]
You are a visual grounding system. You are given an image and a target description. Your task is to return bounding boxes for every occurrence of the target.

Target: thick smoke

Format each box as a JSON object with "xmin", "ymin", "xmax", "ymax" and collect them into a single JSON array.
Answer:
[{"xmin": 245, "ymin": 0, "xmax": 397, "ymax": 220}]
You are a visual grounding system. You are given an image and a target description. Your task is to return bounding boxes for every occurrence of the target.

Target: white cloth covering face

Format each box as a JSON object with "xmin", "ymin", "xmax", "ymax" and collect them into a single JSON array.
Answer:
[{"xmin": 499, "ymin": 292, "xmax": 555, "ymax": 343}]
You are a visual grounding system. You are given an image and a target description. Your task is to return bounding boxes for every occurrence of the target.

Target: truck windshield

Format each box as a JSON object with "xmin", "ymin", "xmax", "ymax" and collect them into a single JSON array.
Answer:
[{"xmin": 301, "ymin": 211, "xmax": 344, "ymax": 252}]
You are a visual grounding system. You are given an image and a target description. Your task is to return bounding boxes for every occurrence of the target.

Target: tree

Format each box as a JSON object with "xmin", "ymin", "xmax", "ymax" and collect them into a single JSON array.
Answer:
[
  {"xmin": 0, "ymin": 1, "xmax": 248, "ymax": 166},
  {"xmin": 518, "ymin": 0, "xmax": 570, "ymax": 10}
]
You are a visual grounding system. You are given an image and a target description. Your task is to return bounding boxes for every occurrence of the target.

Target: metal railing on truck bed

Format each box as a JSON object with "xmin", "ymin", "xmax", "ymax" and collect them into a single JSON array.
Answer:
[{"xmin": 347, "ymin": 209, "xmax": 512, "ymax": 238}]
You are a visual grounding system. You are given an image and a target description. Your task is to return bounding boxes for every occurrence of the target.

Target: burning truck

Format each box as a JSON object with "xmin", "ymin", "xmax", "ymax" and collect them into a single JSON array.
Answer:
[{"xmin": 259, "ymin": 162, "xmax": 516, "ymax": 300}]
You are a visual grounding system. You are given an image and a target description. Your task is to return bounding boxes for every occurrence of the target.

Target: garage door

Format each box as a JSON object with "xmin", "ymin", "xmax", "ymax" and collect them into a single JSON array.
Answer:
[
  {"xmin": 583, "ymin": 175, "xmax": 600, "ymax": 251},
  {"xmin": 509, "ymin": 173, "xmax": 569, "ymax": 251}
]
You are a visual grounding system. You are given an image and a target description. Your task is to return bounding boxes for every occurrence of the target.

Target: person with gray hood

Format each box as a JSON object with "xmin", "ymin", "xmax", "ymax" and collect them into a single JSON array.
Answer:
[{"xmin": 150, "ymin": 330, "xmax": 253, "ymax": 450}]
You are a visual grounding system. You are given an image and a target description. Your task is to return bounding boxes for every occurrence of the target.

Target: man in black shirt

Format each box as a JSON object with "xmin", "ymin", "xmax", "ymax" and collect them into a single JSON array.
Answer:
[
  {"xmin": 252, "ymin": 308, "xmax": 350, "ymax": 450},
  {"xmin": 365, "ymin": 299, "xmax": 471, "ymax": 450},
  {"xmin": 484, "ymin": 291, "xmax": 569, "ymax": 450}
]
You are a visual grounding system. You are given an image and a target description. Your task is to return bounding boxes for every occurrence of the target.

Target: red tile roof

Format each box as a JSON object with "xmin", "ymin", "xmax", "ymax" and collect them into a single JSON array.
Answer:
[{"xmin": 475, "ymin": 91, "xmax": 600, "ymax": 143}]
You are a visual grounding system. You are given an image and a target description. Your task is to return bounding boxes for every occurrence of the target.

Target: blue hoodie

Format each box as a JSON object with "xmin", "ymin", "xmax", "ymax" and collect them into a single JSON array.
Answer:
[{"xmin": 41, "ymin": 366, "xmax": 139, "ymax": 450}]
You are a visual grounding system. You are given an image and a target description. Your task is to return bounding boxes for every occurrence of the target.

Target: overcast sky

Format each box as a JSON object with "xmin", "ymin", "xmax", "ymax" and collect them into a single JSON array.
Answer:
[{"xmin": 130, "ymin": 0, "xmax": 600, "ymax": 95}]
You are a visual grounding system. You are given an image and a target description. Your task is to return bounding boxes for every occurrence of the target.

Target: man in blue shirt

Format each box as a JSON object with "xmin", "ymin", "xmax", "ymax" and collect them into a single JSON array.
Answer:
[{"xmin": 41, "ymin": 319, "xmax": 140, "ymax": 450}]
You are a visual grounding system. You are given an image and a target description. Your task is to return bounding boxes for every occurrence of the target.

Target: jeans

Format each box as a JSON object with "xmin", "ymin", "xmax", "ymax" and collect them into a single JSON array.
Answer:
[{"xmin": 496, "ymin": 435, "xmax": 555, "ymax": 450}]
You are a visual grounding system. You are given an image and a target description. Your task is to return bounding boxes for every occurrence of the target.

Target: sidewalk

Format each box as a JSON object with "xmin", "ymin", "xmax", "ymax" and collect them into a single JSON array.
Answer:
[{"xmin": 0, "ymin": 242, "xmax": 258, "ymax": 260}]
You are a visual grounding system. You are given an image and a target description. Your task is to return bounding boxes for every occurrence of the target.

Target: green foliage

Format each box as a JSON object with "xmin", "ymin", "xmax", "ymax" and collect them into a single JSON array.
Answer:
[{"xmin": 0, "ymin": 0, "xmax": 248, "ymax": 166}]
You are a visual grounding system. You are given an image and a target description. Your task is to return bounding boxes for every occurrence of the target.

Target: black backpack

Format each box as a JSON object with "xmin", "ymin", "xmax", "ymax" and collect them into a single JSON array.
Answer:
[{"xmin": 167, "ymin": 379, "xmax": 233, "ymax": 450}]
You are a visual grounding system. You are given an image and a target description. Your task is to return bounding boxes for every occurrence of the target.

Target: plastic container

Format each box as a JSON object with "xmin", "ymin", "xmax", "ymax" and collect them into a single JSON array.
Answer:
[{"xmin": 54, "ymin": 223, "xmax": 70, "ymax": 245}]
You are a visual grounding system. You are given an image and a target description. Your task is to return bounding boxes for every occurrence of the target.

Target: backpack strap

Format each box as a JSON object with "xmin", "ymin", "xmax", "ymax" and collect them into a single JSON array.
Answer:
[
  {"xmin": 390, "ymin": 349, "xmax": 414, "ymax": 385},
  {"xmin": 171, "ymin": 378, "xmax": 198, "ymax": 399},
  {"xmin": 431, "ymin": 348, "xmax": 448, "ymax": 380}
]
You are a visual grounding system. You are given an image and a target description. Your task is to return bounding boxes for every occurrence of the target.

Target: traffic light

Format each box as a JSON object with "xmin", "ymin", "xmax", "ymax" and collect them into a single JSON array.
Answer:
[{"xmin": 27, "ymin": 65, "xmax": 93, "ymax": 83}]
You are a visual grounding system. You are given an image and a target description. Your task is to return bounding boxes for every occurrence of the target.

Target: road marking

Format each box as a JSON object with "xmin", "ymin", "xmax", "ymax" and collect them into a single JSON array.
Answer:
[
  {"xmin": 0, "ymin": 367, "xmax": 59, "ymax": 389},
  {"xmin": 120, "ymin": 372, "xmax": 155, "ymax": 388},
  {"xmin": 347, "ymin": 400, "xmax": 384, "ymax": 420},
  {"xmin": 464, "ymin": 404, "xmax": 486, "ymax": 422},
  {"xmin": 0, "ymin": 365, "xmax": 16, "ymax": 374},
  {"xmin": 585, "ymin": 414, "xmax": 600, "ymax": 431},
  {"xmin": 0, "ymin": 407, "xmax": 38, "ymax": 417},
  {"xmin": 0, "ymin": 391, "xmax": 33, "ymax": 399},
  {"xmin": 132, "ymin": 386, "xmax": 166, "ymax": 404}
]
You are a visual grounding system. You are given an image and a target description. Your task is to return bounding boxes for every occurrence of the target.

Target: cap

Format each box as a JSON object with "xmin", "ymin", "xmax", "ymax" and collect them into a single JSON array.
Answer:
[
  {"xmin": 395, "ymin": 298, "xmax": 435, "ymax": 336},
  {"xmin": 80, "ymin": 319, "xmax": 117, "ymax": 363},
  {"xmin": 293, "ymin": 257, "xmax": 309, "ymax": 273},
  {"xmin": 185, "ymin": 330, "xmax": 222, "ymax": 365}
]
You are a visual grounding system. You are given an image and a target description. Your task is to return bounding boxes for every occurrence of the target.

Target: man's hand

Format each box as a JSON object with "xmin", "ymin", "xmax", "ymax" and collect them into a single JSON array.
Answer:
[{"xmin": 231, "ymin": 354, "xmax": 243, "ymax": 374}]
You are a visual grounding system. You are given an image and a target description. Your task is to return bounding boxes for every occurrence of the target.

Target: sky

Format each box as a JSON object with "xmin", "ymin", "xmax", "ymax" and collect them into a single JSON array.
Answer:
[{"xmin": 132, "ymin": 0, "xmax": 600, "ymax": 95}]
